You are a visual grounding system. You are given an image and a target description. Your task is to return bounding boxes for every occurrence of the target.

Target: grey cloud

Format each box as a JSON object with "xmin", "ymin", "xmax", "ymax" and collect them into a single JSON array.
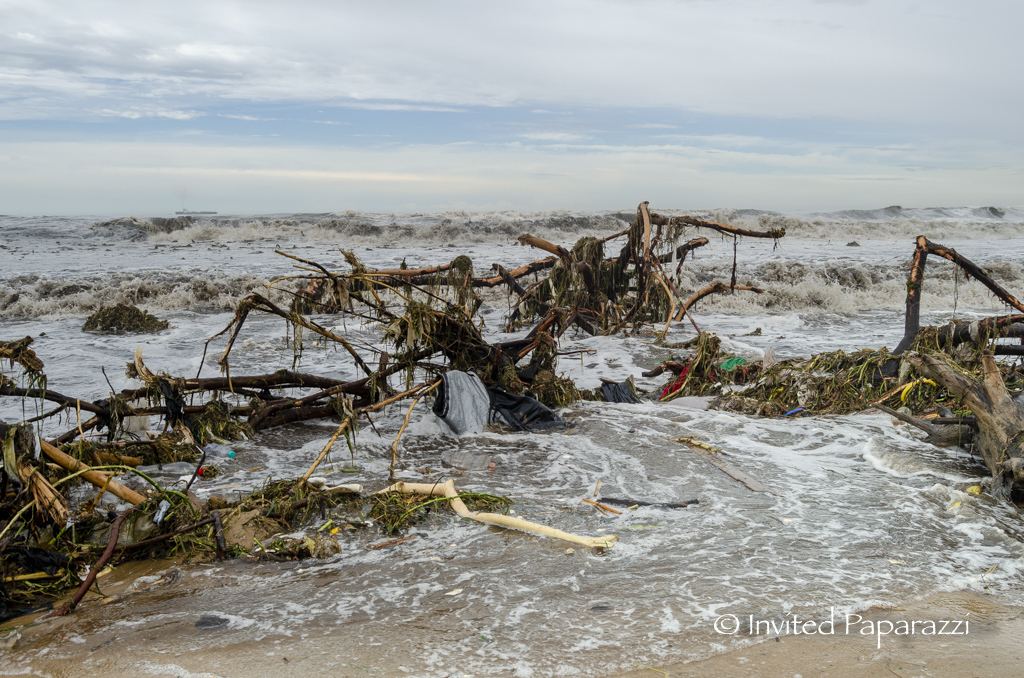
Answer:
[{"xmin": 0, "ymin": 0, "xmax": 1020, "ymax": 127}]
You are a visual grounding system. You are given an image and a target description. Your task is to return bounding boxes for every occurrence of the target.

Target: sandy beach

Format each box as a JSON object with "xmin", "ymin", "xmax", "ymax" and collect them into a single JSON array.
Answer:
[{"xmin": 616, "ymin": 590, "xmax": 1024, "ymax": 678}]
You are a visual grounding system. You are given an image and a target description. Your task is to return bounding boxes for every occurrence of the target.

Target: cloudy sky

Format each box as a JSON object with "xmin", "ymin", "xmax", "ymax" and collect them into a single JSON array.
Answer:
[{"xmin": 1, "ymin": 0, "xmax": 1021, "ymax": 215}]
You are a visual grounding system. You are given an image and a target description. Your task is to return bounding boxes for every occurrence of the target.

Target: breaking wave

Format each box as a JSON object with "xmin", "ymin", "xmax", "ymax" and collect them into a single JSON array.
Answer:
[
  {"xmin": 2, "ymin": 206, "xmax": 1022, "ymax": 319},
  {"xmin": 76, "ymin": 204, "xmax": 1024, "ymax": 245},
  {"xmin": 87, "ymin": 211, "xmax": 635, "ymax": 245},
  {"xmin": 4, "ymin": 254, "xmax": 1021, "ymax": 319},
  {"xmin": 0, "ymin": 271, "xmax": 290, "ymax": 319}
]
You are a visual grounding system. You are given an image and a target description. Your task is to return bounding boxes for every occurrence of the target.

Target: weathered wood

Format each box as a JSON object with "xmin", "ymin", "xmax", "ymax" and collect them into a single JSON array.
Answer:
[
  {"xmin": 493, "ymin": 263, "xmax": 528, "ymax": 296},
  {"xmin": 0, "ymin": 380, "xmax": 109, "ymax": 416},
  {"xmin": 39, "ymin": 439, "xmax": 147, "ymax": 505},
  {"xmin": 517, "ymin": 233, "xmax": 572, "ymax": 265},
  {"xmin": 650, "ymin": 213, "xmax": 786, "ymax": 239},
  {"xmin": 705, "ymin": 455, "xmax": 782, "ymax": 496},
  {"xmin": 895, "ymin": 236, "xmax": 1024, "ymax": 354},
  {"xmin": 46, "ymin": 505, "xmax": 135, "ymax": 617},
  {"xmin": 673, "ymin": 282, "xmax": 764, "ymax": 321},
  {"xmin": 905, "ymin": 352, "xmax": 1024, "ymax": 498},
  {"xmin": 873, "ymin": 403, "xmax": 975, "ymax": 448},
  {"xmin": 474, "ymin": 257, "xmax": 558, "ymax": 288}
]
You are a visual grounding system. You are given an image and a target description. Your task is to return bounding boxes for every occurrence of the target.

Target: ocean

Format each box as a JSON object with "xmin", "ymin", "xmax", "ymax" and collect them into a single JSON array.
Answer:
[{"xmin": 2, "ymin": 205, "xmax": 1023, "ymax": 676}]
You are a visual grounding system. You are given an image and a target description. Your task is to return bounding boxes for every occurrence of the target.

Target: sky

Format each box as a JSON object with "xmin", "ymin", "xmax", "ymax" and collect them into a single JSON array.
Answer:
[{"xmin": 1, "ymin": 0, "xmax": 1022, "ymax": 215}]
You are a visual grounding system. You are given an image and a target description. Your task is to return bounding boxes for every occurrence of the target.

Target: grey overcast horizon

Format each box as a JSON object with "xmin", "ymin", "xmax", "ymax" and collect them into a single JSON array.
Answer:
[{"xmin": 1, "ymin": 0, "xmax": 1021, "ymax": 216}]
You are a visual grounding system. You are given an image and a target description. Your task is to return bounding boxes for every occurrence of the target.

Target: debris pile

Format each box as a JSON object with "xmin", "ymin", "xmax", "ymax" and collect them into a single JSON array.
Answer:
[
  {"xmin": 82, "ymin": 304, "xmax": 169, "ymax": 334},
  {"xmin": 4, "ymin": 201, "xmax": 1024, "ymax": 621}
]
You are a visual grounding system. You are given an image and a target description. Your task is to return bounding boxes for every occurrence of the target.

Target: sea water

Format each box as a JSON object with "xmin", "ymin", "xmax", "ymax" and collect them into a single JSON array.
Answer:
[{"xmin": 1, "ymin": 206, "xmax": 1023, "ymax": 676}]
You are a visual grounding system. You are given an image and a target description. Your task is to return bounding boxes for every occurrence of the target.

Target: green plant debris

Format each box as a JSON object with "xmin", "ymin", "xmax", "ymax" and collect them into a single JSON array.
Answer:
[
  {"xmin": 82, "ymin": 304, "xmax": 170, "ymax": 334},
  {"xmin": 369, "ymin": 491, "xmax": 512, "ymax": 535}
]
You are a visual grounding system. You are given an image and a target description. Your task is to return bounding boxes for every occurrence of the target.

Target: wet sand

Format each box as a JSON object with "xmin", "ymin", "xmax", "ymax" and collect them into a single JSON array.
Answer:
[
  {"xmin": 616, "ymin": 590, "xmax": 1024, "ymax": 678},
  {"xmin": 3, "ymin": 583, "xmax": 1021, "ymax": 677}
]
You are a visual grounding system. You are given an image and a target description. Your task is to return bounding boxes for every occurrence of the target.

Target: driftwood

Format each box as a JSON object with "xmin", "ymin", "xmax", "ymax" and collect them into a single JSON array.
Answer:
[
  {"xmin": 46, "ymin": 505, "xmax": 136, "ymax": 617},
  {"xmin": 0, "ymin": 381, "xmax": 108, "ymax": 416},
  {"xmin": 17, "ymin": 462, "xmax": 70, "ymax": 525},
  {"xmin": 10, "ymin": 200, "xmax": 1024, "ymax": 625},
  {"xmin": 674, "ymin": 282, "xmax": 764, "ymax": 322},
  {"xmin": 649, "ymin": 213, "xmax": 787, "ymax": 240},
  {"xmin": 39, "ymin": 439, "xmax": 147, "ymax": 505},
  {"xmin": 894, "ymin": 236, "xmax": 1024, "ymax": 355},
  {"xmin": 597, "ymin": 497, "xmax": 699, "ymax": 509},
  {"xmin": 380, "ymin": 480, "xmax": 618, "ymax": 548},
  {"xmin": 872, "ymin": 403, "xmax": 975, "ymax": 448},
  {"xmin": 904, "ymin": 352, "xmax": 1024, "ymax": 499}
]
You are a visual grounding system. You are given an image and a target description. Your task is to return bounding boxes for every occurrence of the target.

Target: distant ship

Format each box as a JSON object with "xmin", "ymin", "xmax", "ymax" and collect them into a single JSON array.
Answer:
[{"xmin": 175, "ymin": 210, "xmax": 217, "ymax": 215}]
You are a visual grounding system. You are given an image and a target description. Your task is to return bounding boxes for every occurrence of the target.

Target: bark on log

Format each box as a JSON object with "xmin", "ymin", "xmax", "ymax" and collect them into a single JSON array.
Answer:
[
  {"xmin": 517, "ymin": 234, "xmax": 572, "ymax": 265},
  {"xmin": 46, "ymin": 505, "xmax": 135, "ymax": 617},
  {"xmin": 894, "ymin": 236, "xmax": 1024, "ymax": 355},
  {"xmin": 937, "ymin": 315, "xmax": 1024, "ymax": 350},
  {"xmin": 474, "ymin": 257, "xmax": 558, "ymax": 288},
  {"xmin": 872, "ymin": 403, "xmax": 975, "ymax": 448},
  {"xmin": 0, "ymin": 381, "xmax": 109, "ymax": 416},
  {"xmin": 904, "ymin": 352, "xmax": 1024, "ymax": 499},
  {"xmin": 673, "ymin": 282, "xmax": 764, "ymax": 321},
  {"xmin": 649, "ymin": 213, "xmax": 786, "ymax": 239},
  {"xmin": 39, "ymin": 439, "xmax": 147, "ymax": 505}
]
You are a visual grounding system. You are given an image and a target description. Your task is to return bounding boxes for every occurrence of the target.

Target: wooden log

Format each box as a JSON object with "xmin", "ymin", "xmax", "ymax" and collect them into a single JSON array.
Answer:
[
  {"xmin": 937, "ymin": 315, "xmax": 1024, "ymax": 350},
  {"xmin": 247, "ymin": 348, "xmax": 431, "ymax": 430},
  {"xmin": 673, "ymin": 282, "xmax": 764, "ymax": 322},
  {"xmin": 379, "ymin": 480, "xmax": 618, "ymax": 548},
  {"xmin": 872, "ymin": 403, "xmax": 974, "ymax": 448},
  {"xmin": 97, "ymin": 452, "xmax": 144, "ymax": 466},
  {"xmin": 904, "ymin": 351, "xmax": 1024, "ymax": 499},
  {"xmin": 705, "ymin": 455, "xmax": 783, "ymax": 496},
  {"xmin": 49, "ymin": 416, "xmax": 100, "ymax": 446},
  {"xmin": 597, "ymin": 497, "xmax": 699, "ymax": 509},
  {"xmin": 650, "ymin": 213, "xmax": 786, "ymax": 239},
  {"xmin": 46, "ymin": 505, "xmax": 135, "ymax": 617},
  {"xmin": 0, "ymin": 381, "xmax": 109, "ymax": 416},
  {"xmin": 38, "ymin": 439, "xmax": 147, "ymax": 505},
  {"xmin": 252, "ymin": 403, "xmax": 338, "ymax": 431},
  {"xmin": 642, "ymin": 360, "xmax": 686, "ymax": 378},
  {"xmin": 661, "ymin": 237, "xmax": 709, "ymax": 267},
  {"xmin": 492, "ymin": 263, "xmax": 528, "ymax": 296},
  {"xmin": 183, "ymin": 370, "xmax": 351, "ymax": 391},
  {"xmin": 517, "ymin": 234, "xmax": 572, "ymax": 265},
  {"xmin": 362, "ymin": 263, "xmax": 453, "ymax": 277},
  {"xmin": 895, "ymin": 236, "xmax": 1024, "ymax": 354}
]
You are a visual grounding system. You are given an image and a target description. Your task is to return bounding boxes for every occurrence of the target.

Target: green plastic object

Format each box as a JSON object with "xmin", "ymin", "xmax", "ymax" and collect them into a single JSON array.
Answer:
[{"xmin": 719, "ymin": 356, "xmax": 748, "ymax": 371}]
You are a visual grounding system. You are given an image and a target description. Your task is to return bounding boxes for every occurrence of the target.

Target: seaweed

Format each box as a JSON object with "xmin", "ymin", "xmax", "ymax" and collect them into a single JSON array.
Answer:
[{"xmin": 82, "ymin": 304, "xmax": 169, "ymax": 334}]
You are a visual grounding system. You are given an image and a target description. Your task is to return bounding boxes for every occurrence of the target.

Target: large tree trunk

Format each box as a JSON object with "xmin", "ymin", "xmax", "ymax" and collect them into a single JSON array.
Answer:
[{"xmin": 905, "ymin": 351, "xmax": 1024, "ymax": 499}]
